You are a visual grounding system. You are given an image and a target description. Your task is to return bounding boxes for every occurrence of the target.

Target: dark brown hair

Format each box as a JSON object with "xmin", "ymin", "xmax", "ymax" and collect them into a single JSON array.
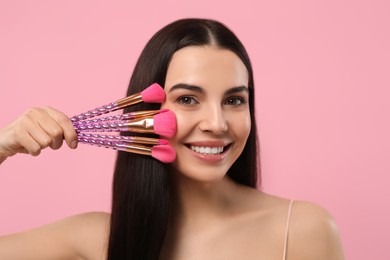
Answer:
[{"xmin": 107, "ymin": 18, "xmax": 260, "ymax": 260}]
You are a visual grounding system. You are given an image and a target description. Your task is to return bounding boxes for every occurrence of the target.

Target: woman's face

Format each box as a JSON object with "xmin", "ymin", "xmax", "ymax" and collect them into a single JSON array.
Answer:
[{"xmin": 161, "ymin": 46, "xmax": 251, "ymax": 183}]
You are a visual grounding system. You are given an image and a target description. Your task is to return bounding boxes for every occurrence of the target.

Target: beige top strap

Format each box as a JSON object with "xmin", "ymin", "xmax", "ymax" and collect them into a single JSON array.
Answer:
[{"xmin": 282, "ymin": 200, "xmax": 294, "ymax": 260}]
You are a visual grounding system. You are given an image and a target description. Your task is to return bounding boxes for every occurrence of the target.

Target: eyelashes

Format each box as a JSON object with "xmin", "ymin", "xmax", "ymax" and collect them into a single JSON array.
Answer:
[
  {"xmin": 225, "ymin": 96, "xmax": 247, "ymax": 106},
  {"xmin": 177, "ymin": 96, "xmax": 198, "ymax": 106},
  {"xmin": 176, "ymin": 96, "xmax": 247, "ymax": 107}
]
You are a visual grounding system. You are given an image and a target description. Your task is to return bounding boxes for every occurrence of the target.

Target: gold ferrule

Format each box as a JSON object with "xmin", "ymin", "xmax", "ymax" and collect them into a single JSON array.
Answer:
[
  {"xmin": 121, "ymin": 143, "xmax": 152, "ymax": 156},
  {"xmin": 130, "ymin": 136, "xmax": 161, "ymax": 145},
  {"xmin": 124, "ymin": 117, "xmax": 155, "ymax": 134},
  {"xmin": 130, "ymin": 110, "xmax": 162, "ymax": 118},
  {"xmin": 117, "ymin": 94, "xmax": 143, "ymax": 108}
]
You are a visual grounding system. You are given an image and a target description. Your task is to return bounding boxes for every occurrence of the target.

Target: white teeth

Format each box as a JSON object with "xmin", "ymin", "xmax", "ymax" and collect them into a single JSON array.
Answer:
[{"xmin": 190, "ymin": 145, "xmax": 225, "ymax": 155}]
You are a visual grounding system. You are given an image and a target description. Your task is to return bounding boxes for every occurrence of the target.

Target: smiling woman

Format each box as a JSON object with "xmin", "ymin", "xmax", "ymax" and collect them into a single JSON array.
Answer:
[
  {"xmin": 0, "ymin": 18, "xmax": 345, "ymax": 260},
  {"xmin": 162, "ymin": 46, "xmax": 251, "ymax": 182}
]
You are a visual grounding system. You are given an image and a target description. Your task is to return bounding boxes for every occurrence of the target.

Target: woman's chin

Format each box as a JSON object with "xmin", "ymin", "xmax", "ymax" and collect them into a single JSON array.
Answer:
[{"xmin": 170, "ymin": 165, "xmax": 228, "ymax": 184}]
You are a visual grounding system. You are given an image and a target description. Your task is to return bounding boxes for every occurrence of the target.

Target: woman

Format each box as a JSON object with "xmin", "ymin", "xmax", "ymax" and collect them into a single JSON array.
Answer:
[{"xmin": 0, "ymin": 18, "xmax": 345, "ymax": 259}]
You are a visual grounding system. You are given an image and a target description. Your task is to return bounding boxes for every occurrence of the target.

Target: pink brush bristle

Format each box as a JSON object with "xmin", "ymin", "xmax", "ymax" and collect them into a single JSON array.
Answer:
[
  {"xmin": 153, "ymin": 110, "xmax": 177, "ymax": 138},
  {"xmin": 158, "ymin": 139, "xmax": 169, "ymax": 145},
  {"xmin": 141, "ymin": 83, "xmax": 165, "ymax": 103},
  {"xmin": 151, "ymin": 144, "xmax": 176, "ymax": 163}
]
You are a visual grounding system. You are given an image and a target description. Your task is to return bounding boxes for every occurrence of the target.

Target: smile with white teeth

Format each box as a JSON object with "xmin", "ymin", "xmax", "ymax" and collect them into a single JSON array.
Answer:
[{"xmin": 190, "ymin": 145, "xmax": 225, "ymax": 155}]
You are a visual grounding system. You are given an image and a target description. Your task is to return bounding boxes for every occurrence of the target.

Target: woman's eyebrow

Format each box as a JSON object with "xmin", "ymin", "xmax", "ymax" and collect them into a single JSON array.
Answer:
[
  {"xmin": 168, "ymin": 83, "xmax": 204, "ymax": 94},
  {"xmin": 168, "ymin": 83, "xmax": 248, "ymax": 95},
  {"xmin": 225, "ymin": 86, "xmax": 249, "ymax": 95}
]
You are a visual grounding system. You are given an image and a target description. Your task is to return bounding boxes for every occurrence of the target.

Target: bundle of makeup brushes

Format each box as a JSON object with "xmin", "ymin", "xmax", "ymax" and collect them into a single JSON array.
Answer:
[{"xmin": 71, "ymin": 83, "xmax": 176, "ymax": 163}]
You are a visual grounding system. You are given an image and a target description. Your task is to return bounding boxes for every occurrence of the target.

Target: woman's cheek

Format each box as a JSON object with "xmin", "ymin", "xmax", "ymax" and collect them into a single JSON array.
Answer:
[
  {"xmin": 173, "ymin": 110, "xmax": 192, "ymax": 135},
  {"xmin": 243, "ymin": 113, "xmax": 251, "ymax": 138},
  {"xmin": 229, "ymin": 110, "xmax": 251, "ymax": 132}
]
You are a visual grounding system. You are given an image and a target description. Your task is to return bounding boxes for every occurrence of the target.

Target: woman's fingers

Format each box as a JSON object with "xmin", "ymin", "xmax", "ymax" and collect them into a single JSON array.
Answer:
[
  {"xmin": 23, "ymin": 108, "xmax": 59, "ymax": 152},
  {"xmin": 16, "ymin": 130, "xmax": 45, "ymax": 156},
  {"xmin": 0, "ymin": 107, "xmax": 78, "ymax": 160},
  {"xmin": 32, "ymin": 109, "xmax": 65, "ymax": 150},
  {"xmin": 45, "ymin": 107, "xmax": 78, "ymax": 149},
  {"xmin": 27, "ymin": 107, "xmax": 78, "ymax": 151}
]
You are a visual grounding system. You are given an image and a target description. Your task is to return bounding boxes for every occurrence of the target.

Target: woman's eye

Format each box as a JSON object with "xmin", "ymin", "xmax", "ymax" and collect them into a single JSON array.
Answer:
[
  {"xmin": 177, "ymin": 96, "xmax": 198, "ymax": 106},
  {"xmin": 225, "ymin": 97, "xmax": 246, "ymax": 106}
]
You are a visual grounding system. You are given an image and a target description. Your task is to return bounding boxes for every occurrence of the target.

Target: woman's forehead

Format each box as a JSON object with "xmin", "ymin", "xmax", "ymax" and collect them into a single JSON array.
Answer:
[{"xmin": 164, "ymin": 46, "xmax": 248, "ymax": 92}]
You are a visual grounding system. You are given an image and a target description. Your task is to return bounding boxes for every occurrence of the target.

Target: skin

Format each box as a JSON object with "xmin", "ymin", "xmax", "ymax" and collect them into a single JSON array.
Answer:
[{"xmin": 0, "ymin": 46, "xmax": 345, "ymax": 260}]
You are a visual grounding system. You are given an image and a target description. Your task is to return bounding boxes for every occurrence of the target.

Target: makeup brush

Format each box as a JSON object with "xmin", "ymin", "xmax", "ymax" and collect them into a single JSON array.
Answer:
[
  {"xmin": 70, "ymin": 83, "xmax": 165, "ymax": 122},
  {"xmin": 77, "ymin": 133, "xmax": 169, "ymax": 145},
  {"xmin": 75, "ymin": 110, "xmax": 177, "ymax": 138},
  {"xmin": 72, "ymin": 109, "xmax": 168, "ymax": 126},
  {"xmin": 78, "ymin": 136, "xmax": 176, "ymax": 163}
]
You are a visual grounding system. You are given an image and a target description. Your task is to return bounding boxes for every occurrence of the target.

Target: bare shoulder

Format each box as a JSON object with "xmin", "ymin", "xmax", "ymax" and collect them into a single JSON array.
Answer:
[
  {"xmin": 229, "ymin": 187, "xmax": 345, "ymax": 259},
  {"xmin": 0, "ymin": 211, "xmax": 110, "ymax": 260},
  {"xmin": 63, "ymin": 211, "xmax": 110, "ymax": 230},
  {"xmin": 42, "ymin": 211, "xmax": 111, "ymax": 260},
  {"xmin": 63, "ymin": 211, "xmax": 111, "ymax": 260},
  {"xmin": 290, "ymin": 200, "xmax": 336, "ymax": 225},
  {"xmin": 288, "ymin": 200, "xmax": 345, "ymax": 260},
  {"xmin": 289, "ymin": 200, "xmax": 340, "ymax": 239}
]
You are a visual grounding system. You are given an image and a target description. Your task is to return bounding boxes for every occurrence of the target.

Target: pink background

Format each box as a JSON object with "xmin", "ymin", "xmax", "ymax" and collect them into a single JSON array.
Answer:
[{"xmin": 0, "ymin": 0, "xmax": 389, "ymax": 259}]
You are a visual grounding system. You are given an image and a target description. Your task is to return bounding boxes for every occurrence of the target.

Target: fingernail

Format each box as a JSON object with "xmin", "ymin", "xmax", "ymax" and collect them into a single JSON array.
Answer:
[{"xmin": 71, "ymin": 140, "xmax": 78, "ymax": 149}]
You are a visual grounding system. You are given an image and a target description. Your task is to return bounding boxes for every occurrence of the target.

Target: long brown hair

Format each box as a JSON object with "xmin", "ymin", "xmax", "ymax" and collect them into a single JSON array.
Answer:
[{"xmin": 107, "ymin": 18, "xmax": 260, "ymax": 260}]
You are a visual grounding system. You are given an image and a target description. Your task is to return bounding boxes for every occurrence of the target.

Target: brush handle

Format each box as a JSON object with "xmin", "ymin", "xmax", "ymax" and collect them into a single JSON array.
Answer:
[
  {"xmin": 72, "ymin": 113, "xmax": 122, "ymax": 125},
  {"xmin": 72, "ymin": 110, "xmax": 163, "ymax": 126},
  {"xmin": 74, "ymin": 121, "xmax": 119, "ymax": 132},
  {"xmin": 70, "ymin": 83, "xmax": 164, "ymax": 122},
  {"xmin": 70, "ymin": 91, "xmax": 143, "ymax": 122},
  {"xmin": 78, "ymin": 135, "xmax": 121, "ymax": 149},
  {"xmin": 74, "ymin": 121, "xmax": 132, "ymax": 132},
  {"xmin": 70, "ymin": 102, "xmax": 118, "ymax": 122},
  {"xmin": 78, "ymin": 133, "xmax": 132, "ymax": 142},
  {"xmin": 74, "ymin": 117, "xmax": 154, "ymax": 133},
  {"xmin": 77, "ymin": 133, "xmax": 163, "ymax": 145},
  {"xmin": 78, "ymin": 136, "xmax": 152, "ymax": 156}
]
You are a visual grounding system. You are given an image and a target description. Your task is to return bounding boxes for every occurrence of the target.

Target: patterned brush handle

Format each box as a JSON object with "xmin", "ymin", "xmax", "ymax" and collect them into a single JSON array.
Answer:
[
  {"xmin": 73, "ymin": 121, "xmax": 123, "ymax": 132},
  {"xmin": 74, "ymin": 116, "xmax": 154, "ymax": 133},
  {"xmin": 78, "ymin": 133, "xmax": 131, "ymax": 141},
  {"xmin": 70, "ymin": 102, "xmax": 118, "ymax": 122},
  {"xmin": 74, "ymin": 120, "xmax": 128, "ymax": 132},
  {"xmin": 72, "ymin": 110, "xmax": 163, "ymax": 126},
  {"xmin": 72, "ymin": 114, "xmax": 123, "ymax": 126},
  {"xmin": 78, "ymin": 135, "xmax": 153, "ymax": 156},
  {"xmin": 78, "ymin": 135, "xmax": 124, "ymax": 150},
  {"xmin": 77, "ymin": 133, "xmax": 163, "ymax": 145}
]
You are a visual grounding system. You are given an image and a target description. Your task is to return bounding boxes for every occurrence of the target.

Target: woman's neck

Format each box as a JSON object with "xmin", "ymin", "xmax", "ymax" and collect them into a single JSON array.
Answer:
[{"xmin": 168, "ymin": 173, "xmax": 244, "ymax": 227}]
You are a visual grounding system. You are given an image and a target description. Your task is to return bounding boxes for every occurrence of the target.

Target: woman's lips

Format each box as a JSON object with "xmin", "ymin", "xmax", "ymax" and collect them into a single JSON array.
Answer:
[{"xmin": 184, "ymin": 142, "xmax": 232, "ymax": 163}]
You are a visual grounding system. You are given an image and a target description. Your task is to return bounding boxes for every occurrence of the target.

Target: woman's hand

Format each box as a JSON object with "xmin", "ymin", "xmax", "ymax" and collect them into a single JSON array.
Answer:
[{"xmin": 0, "ymin": 107, "xmax": 78, "ymax": 164}]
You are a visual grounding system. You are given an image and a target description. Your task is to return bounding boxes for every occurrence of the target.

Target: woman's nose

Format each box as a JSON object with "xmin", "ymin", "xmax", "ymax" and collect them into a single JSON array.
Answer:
[{"xmin": 198, "ymin": 105, "xmax": 228, "ymax": 134}]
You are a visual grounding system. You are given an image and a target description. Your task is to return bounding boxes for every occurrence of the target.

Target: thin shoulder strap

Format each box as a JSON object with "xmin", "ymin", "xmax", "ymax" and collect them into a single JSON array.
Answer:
[{"xmin": 282, "ymin": 200, "xmax": 294, "ymax": 260}]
